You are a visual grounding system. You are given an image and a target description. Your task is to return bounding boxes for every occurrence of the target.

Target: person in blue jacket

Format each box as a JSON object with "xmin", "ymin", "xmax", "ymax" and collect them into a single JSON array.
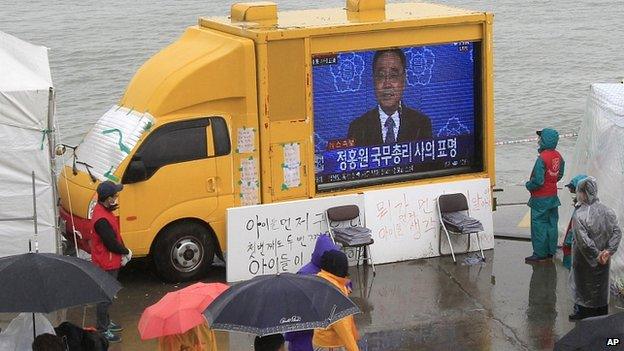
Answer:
[
  {"xmin": 525, "ymin": 128, "xmax": 565, "ymax": 263},
  {"xmin": 562, "ymin": 174, "xmax": 588, "ymax": 269}
]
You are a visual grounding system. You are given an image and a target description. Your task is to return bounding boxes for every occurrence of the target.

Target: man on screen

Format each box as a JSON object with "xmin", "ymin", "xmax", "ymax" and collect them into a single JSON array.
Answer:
[{"xmin": 348, "ymin": 49, "xmax": 432, "ymax": 146}]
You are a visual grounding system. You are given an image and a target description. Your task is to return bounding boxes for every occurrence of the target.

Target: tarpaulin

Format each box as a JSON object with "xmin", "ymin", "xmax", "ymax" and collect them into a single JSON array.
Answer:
[
  {"xmin": 0, "ymin": 31, "xmax": 56, "ymax": 256},
  {"xmin": 566, "ymin": 83, "xmax": 624, "ymax": 296}
]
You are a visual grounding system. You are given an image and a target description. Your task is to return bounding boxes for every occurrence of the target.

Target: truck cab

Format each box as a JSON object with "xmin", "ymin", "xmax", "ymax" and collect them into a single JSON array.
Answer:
[{"xmin": 58, "ymin": 0, "xmax": 494, "ymax": 282}]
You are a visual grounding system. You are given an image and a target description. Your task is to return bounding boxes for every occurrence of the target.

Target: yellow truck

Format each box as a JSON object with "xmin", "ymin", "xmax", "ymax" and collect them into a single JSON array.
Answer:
[{"xmin": 58, "ymin": 0, "xmax": 494, "ymax": 282}]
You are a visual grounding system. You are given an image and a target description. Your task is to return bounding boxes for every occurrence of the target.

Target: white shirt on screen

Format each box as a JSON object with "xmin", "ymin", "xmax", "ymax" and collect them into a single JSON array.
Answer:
[{"xmin": 378, "ymin": 106, "xmax": 400, "ymax": 143}]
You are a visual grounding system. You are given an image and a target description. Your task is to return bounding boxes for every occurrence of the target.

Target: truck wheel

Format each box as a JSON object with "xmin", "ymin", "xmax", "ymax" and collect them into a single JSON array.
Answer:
[{"xmin": 152, "ymin": 222, "xmax": 215, "ymax": 282}]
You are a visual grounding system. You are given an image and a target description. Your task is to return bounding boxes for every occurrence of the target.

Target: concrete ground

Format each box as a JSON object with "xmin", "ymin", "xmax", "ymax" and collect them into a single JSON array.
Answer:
[
  {"xmin": 46, "ymin": 239, "xmax": 622, "ymax": 350},
  {"xmin": 3, "ymin": 186, "xmax": 622, "ymax": 350}
]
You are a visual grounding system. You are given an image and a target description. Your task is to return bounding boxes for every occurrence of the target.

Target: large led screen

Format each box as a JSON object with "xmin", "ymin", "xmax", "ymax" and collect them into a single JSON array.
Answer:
[{"xmin": 313, "ymin": 42, "xmax": 483, "ymax": 190}]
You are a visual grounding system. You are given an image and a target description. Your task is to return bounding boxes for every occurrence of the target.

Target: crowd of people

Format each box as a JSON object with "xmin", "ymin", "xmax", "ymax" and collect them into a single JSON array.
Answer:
[{"xmin": 22, "ymin": 180, "xmax": 363, "ymax": 350}]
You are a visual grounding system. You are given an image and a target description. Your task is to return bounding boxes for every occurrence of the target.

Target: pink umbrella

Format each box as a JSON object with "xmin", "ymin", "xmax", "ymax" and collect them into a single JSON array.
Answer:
[{"xmin": 138, "ymin": 282, "xmax": 228, "ymax": 340}]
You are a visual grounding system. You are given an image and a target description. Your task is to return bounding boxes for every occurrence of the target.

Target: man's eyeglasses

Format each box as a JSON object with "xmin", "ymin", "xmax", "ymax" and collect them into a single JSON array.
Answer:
[{"xmin": 374, "ymin": 72, "xmax": 404, "ymax": 82}]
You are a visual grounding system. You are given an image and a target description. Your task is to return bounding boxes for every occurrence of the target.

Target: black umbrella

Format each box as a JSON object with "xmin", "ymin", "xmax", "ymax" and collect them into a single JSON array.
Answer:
[
  {"xmin": 0, "ymin": 252, "xmax": 121, "ymax": 313},
  {"xmin": 203, "ymin": 273, "xmax": 360, "ymax": 336},
  {"xmin": 554, "ymin": 312, "xmax": 624, "ymax": 351}
]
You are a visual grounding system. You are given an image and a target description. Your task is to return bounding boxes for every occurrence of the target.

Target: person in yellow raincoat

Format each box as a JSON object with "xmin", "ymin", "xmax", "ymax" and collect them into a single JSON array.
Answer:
[
  {"xmin": 158, "ymin": 322, "xmax": 217, "ymax": 351},
  {"xmin": 313, "ymin": 250, "xmax": 360, "ymax": 351}
]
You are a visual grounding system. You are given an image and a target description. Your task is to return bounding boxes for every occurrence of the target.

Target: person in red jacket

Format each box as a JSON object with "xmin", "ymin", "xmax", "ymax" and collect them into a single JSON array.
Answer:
[
  {"xmin": 525, "ymin": 128, "xmax": 565, "ymax": 263},
  {"xmin": 90, "ymin": 180, "xmax": 130, "ymax": 343}
]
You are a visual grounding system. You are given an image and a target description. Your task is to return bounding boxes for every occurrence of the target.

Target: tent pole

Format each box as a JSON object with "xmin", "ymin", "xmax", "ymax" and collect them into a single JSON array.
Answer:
[
  {"xmin": 32, "ymin": 171, "xmax": 38, "ymax": 253},
  {"xmin": 32, "ymin": 313, "xmax": 36, "ymax": 341},
  {"xmin": 47, "ymin": 87, "xmax": 61, "ymax": 254}
]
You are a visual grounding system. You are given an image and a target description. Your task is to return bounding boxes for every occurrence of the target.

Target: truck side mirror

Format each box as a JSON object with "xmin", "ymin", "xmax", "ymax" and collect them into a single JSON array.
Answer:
[
  {"xmin": 55, "ymin": 144, "xmax": 67, "ymax": 156},
  {"xmin": 123, "ymin": 156, "xmax": 147, "ymax": 184}
]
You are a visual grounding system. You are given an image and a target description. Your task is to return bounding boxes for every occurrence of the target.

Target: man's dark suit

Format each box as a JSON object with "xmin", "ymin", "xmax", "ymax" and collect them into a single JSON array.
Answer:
[{"xmin": 347, "ymin": 106, "xmax": 432, "ymax": 146}]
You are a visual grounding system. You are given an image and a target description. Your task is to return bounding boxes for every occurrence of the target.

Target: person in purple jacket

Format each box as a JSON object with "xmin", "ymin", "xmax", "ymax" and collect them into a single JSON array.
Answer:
[{"xmin": 284, "ymin": 234, "xmax": 339, "ymax": 351}]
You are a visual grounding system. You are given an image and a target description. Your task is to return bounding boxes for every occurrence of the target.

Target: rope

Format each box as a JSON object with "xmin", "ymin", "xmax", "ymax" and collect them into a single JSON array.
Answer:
[
  {"xmin": 494, "ymin": 132, "xmax": 578, "ymax": 146},
  {"xmin": 40, "ymin": 129, "xmax": 53, "ymax": 150}
]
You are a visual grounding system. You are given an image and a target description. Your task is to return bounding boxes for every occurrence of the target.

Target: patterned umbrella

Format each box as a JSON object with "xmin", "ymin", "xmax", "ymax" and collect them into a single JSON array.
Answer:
[{"xmin": 203, "ymin": 273, "xmax": 360, "ymax": 336}]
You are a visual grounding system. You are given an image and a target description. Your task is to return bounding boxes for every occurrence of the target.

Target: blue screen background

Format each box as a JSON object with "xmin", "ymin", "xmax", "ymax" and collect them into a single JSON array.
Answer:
[{"xmin": 312, "ymin": 42, "xmax": 477, "ymax": 154}]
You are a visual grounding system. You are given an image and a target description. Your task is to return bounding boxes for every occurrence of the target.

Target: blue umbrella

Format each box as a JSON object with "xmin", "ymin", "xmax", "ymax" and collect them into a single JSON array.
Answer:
[{"xmin": 203, "ymin": 273, "xmax": 360, "ymax": 336}]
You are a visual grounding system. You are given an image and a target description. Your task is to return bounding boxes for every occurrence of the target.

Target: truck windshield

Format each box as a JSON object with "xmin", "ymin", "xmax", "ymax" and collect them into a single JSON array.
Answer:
[{"xmin": 69, "ymin": 105, "xmax": 154, "ymax": 182}]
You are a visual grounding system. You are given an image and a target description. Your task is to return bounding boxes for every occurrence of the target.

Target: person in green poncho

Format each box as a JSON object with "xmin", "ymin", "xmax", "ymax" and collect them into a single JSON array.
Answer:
[{"xmin": 525, "ymin": 128, "xmax": 565, "ymax": 263}]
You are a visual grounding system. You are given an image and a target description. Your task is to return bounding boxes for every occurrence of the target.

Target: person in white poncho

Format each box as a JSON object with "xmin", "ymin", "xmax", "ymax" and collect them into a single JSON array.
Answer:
[{"xmin": 569, "ymin": 177, "xmax": 622, "ymax": 320}]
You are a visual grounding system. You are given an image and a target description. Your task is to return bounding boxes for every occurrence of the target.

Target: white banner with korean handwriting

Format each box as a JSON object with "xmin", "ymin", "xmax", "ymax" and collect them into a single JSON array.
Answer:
[
  {"xmin": 226, "ymin": 194, "xmax": 363, "ymax": 282},
  {"xmin": 364, "ymin": 178, "xmax": 494, "ymax": 264}
]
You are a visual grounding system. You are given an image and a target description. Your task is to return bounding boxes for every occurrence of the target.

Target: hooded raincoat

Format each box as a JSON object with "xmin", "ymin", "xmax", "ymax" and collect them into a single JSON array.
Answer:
[
  {"xmin": 571, "ymin": 178, "xmax": 622, "ymax": 308},
  {"xmin": 299, "ymin": 235, "xmax": 339, "ymax": 275},
  {"xmin": 285, "ymin": 235, "xmax": 339, "ymax": 351},
  {"xmin": 313, "ymin": 269, "xmax": 359, "ymax": 351},
  {"xmin": 562, "ymin": 174, "xmax": 588, "ymax": 269},
  {"xmin": 525, "ymin": 128, "xmax": 565, "ymax": 258}
]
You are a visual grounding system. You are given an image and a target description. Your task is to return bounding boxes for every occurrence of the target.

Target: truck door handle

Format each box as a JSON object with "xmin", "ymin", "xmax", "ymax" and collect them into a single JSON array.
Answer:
[{"xmin": 206, "ymin": 178, "xmax": 217, "ymax": 193}]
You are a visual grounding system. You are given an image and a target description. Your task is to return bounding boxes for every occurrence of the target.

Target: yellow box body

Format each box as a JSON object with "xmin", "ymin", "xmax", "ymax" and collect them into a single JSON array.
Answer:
[{"xmin": 58, "ymin": 1, "xmax": 495, "ymax": 260}]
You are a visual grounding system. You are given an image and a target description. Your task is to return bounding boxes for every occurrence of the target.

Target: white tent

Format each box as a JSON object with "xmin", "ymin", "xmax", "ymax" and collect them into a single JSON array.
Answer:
[
  {"xmin": 567, "ymin": 83, "xmax": 624, "ymax": 295},
  {"xmin": 0, "ymin": 31, "xmax": 58, "ymax": 256}
]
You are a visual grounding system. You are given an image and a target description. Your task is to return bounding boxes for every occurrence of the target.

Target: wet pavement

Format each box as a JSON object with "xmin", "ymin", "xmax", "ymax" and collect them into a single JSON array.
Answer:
[
  {"xmin": 11, "ymin": 239, "xmax": 620, "ymax": 351},
  {"xmin": 2, "ymin": 187, "xmax": 622, "ymax": 350}
]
